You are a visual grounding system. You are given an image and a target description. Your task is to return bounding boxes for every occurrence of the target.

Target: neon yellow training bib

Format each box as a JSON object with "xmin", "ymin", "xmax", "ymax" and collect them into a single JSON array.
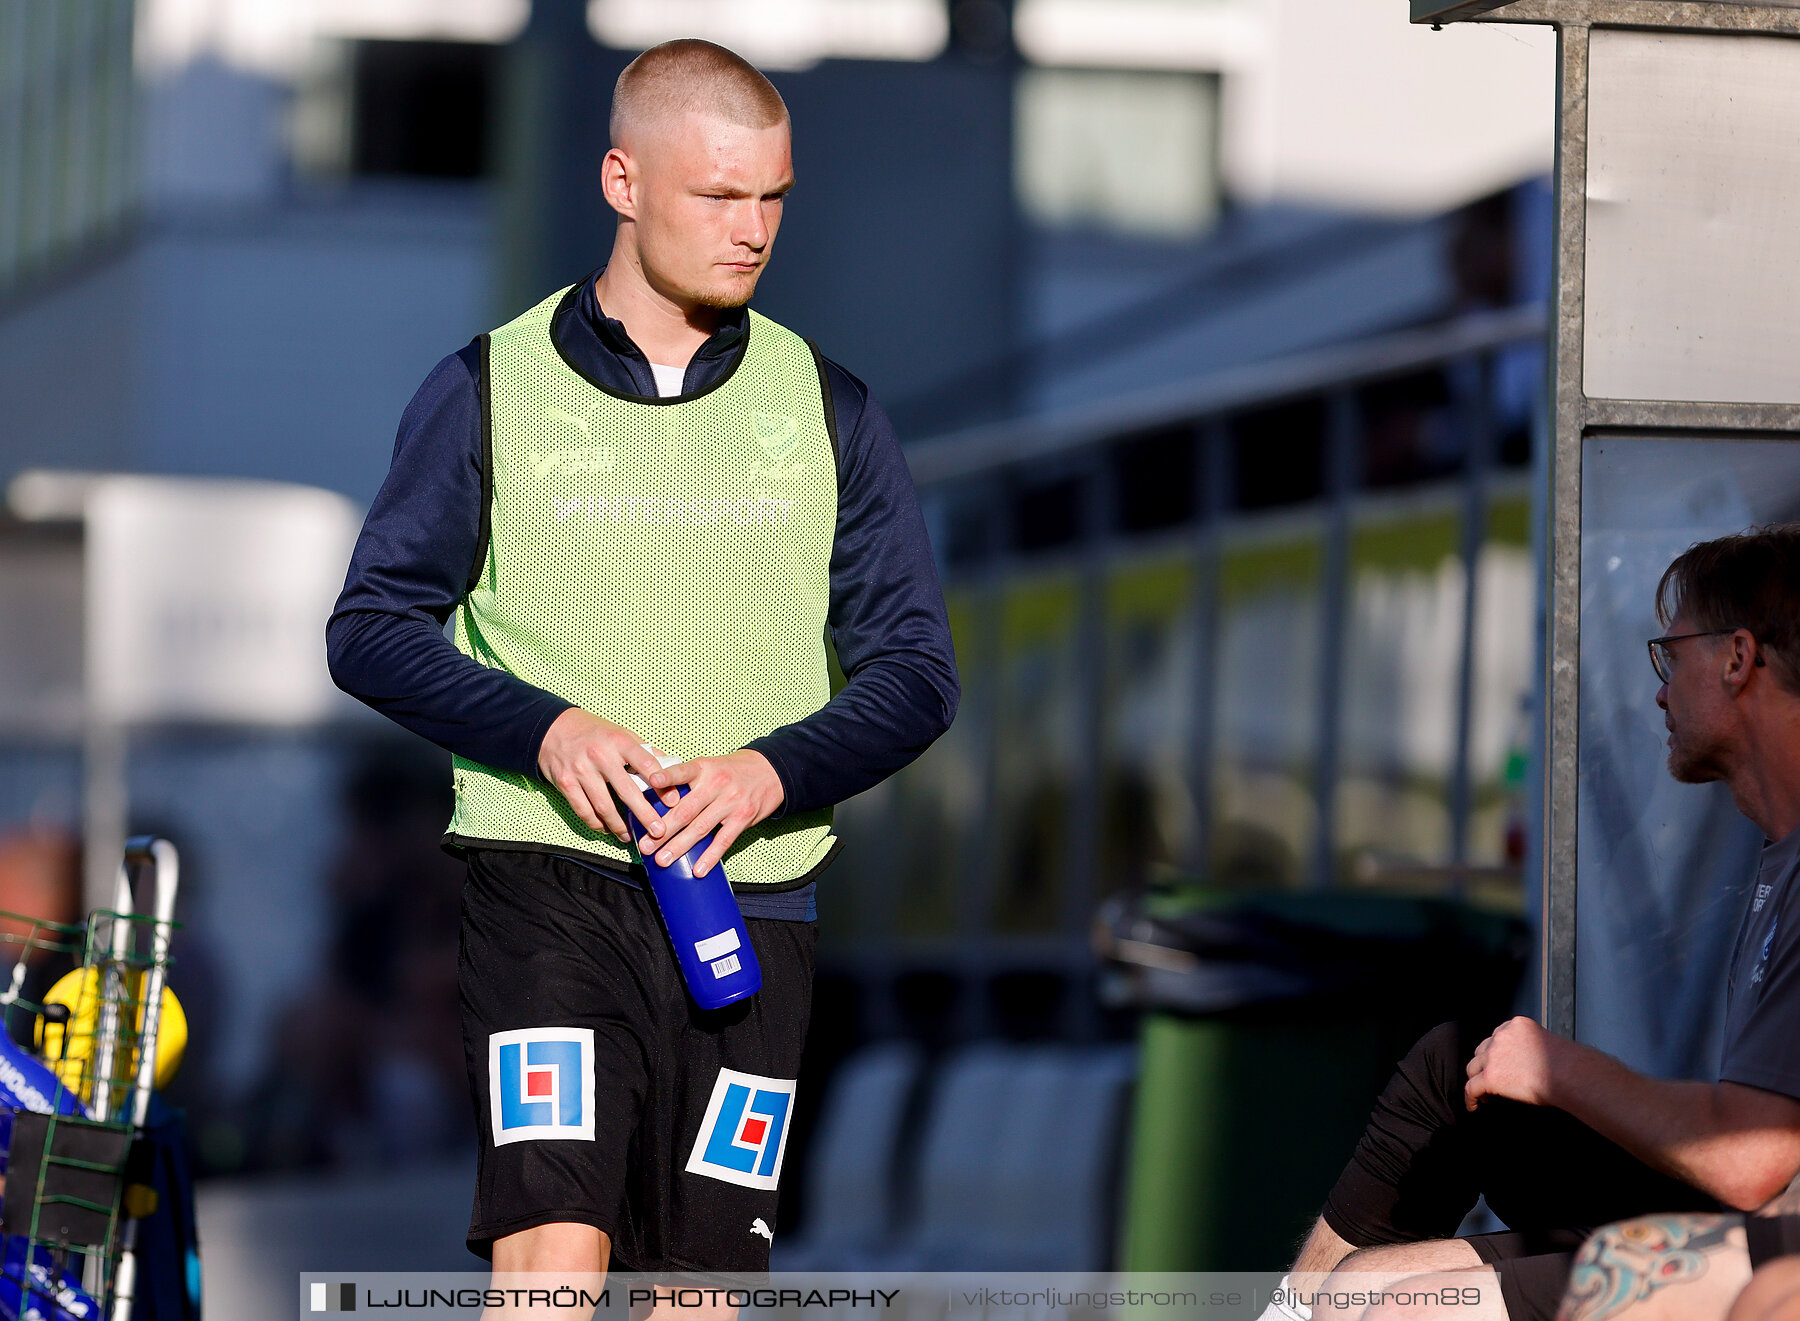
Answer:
[{"xmin": 446, "ymin": 287, "xmax": 840, "ymax": 888}]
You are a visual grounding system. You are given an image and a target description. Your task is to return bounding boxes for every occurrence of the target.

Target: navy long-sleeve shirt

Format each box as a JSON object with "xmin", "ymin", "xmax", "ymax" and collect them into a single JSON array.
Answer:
[{"xmin": 327, "ymin": 271, "xmax": 959, "ymax": 918}]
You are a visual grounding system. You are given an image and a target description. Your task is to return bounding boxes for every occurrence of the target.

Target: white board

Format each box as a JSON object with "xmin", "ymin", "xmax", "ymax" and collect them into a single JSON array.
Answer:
[
  {"xmin": 1585, "ymin": 28, "xmax": 1800, "ymax": 405},
  {"xmin": 84, "ymin": 476, "xmax": 362, "ymax": 725}
]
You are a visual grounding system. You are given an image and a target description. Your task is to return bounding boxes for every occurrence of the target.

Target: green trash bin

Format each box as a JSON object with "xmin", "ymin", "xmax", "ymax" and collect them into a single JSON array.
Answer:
[{"xmin": 1102, "ymin": 889, "xmax": 1528, "ymax": 1271}]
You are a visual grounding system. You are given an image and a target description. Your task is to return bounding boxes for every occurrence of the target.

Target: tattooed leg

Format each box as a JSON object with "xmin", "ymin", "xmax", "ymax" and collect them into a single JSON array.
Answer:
[{"xmin": 1558, "ymin": 1214, "xmax": 1750, "ymax": 1321}]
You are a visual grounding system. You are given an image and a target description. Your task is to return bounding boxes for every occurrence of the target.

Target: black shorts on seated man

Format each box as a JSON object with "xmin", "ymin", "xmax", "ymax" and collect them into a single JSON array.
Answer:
[{"xmin": 1261, "ymin": 526, "xmax": 1800, "ymax": 1321}]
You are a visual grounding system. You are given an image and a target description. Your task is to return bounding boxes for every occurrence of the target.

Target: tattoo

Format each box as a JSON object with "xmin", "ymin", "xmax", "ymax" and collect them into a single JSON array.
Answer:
[{"xmin": 1558, "ymin": 1214, "xmax": 1741, "ymax": 1321}]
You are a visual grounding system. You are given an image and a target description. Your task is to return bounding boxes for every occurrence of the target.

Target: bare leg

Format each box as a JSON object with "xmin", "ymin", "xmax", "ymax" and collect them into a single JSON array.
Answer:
[
  {"xmin": 1332, "ymin": 1240, "xmax": 1485, "ymax": 1276},
  {"xmin": 1263, "ymin": 1220, "xmax": 1439, "ymax": 1321},
  {"xmin": 1301, "ymin": 1240, "xmax": 1486, "ymax": 1321},
  {"xmin": 1294, "ymin": 1218, "xmax": 1363, "ymax": 1275},
  {"xmin": 1310, "ymin": 1252, "xmax": 1490, "ymax": 1321},
  {"xmin": 487, "ymin": 1222, "xmax": 609, "ymax": 1317},
  {"xmin": 1355, "ymin": 1266, "xmax": 1506, "ymax": 1321},
  {"xmin": 1289, "ymin": 1227, "xmax": 1479, "ymax": 1299},
  {"xmin": 1256, "ymin": 1218, "xmax": 1363, "ymax": 1320},
  {"xmin": 487, "ymin": 1225, "xmax": 740, "ymax": 1321}
]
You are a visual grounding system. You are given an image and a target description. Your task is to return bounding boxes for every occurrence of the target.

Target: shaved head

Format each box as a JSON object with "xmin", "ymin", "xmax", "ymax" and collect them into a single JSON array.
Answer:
[
  {"xmin": 610, "ymin": 39, "xmax": 788, "ymax": 148},
  {"xmin": 597, "ymin": 39, "xmax": 793, "ymax": 323}
]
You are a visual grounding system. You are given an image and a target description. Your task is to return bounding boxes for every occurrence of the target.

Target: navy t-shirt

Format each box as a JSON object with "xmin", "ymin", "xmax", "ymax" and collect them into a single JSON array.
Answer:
[{"xmin": 1719, "ymin": 826, "xmax": 1800, "ymax": 1098}]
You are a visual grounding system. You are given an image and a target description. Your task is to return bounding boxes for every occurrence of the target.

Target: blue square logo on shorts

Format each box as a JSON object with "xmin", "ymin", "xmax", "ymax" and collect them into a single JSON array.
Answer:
[
  {"xmin": 488, "ymin": 1027, "xmax": 595, "ymax": 1145},
  {"xmin": 684, "ymin": 1067, "xmax": 796, "ymax": 1190}
]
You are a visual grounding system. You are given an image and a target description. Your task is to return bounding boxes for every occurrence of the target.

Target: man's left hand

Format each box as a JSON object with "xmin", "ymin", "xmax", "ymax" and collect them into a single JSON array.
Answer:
[
  {"xmin": 1465, "ymin": 1015, "xmax": 1572, "ymax": 1112},
  {"xmin": 641, "ymin": 750, "xmax": 785, "ymax": 877}
]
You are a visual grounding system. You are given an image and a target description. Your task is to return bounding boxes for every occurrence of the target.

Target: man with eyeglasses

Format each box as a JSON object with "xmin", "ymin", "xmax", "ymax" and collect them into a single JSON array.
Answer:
[{"xmin": 1256, "ymin": 526, "xmax": 1800, "ymax": 1321}]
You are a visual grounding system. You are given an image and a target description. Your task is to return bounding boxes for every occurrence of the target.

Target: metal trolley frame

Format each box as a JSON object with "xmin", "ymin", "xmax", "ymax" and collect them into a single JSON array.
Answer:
[{"xmin": 0, "ymin": 836, "xmax": 180, "ymax": 1321}]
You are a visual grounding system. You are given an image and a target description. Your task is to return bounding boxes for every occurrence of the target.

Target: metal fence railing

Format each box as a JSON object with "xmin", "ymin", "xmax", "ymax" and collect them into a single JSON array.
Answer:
[{"xmin": 824, "ymin": 303, "xmax": 1549, "ymax": 1038}]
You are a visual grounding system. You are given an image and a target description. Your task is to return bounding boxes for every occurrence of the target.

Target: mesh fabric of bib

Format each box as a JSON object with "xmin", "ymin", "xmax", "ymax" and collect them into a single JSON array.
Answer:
[{"xmin": 447, "ymin": 287, "xmax": 839, "ymax": 887}]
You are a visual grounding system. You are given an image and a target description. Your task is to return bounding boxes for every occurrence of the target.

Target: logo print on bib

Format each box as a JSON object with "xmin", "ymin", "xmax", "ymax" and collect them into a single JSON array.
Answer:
[
  {"xmin": 685, "ymin": 1068, "xmax": 795, "ymax": 1190},
  {"xmin": 751, "ymin": 413, "xmax": 801, "ymax": 464},
  {"xmin": 489, "ymin": 1028, "xmax": 595, "ymax": 1144},
  {"xmin": 748, "ymin": 412, "xmax": 808, "ymax": 484}
]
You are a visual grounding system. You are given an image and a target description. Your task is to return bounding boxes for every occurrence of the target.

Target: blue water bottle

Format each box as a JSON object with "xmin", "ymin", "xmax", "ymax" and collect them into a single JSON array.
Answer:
[{"xmin": 629, "ymin": 751, "xmax": 762, "ymax": 1009}]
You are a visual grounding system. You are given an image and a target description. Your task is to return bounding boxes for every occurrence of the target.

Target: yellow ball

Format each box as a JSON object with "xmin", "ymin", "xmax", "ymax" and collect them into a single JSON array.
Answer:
[{"xmin": 34, "ymin": 967, "xmax": 187, "ymax": 1104}]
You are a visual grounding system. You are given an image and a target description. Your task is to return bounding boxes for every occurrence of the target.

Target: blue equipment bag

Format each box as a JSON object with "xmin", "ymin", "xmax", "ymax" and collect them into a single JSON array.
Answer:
[{"xmin": 124, "ymin": 1100, "xmax": 201, "ymax": 1321}]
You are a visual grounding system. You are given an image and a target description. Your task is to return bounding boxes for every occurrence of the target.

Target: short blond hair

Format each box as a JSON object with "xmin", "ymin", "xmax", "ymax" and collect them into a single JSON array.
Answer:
[{"xmin": 610, "ymin": 39, "xmax": 788, "ymax": 146}]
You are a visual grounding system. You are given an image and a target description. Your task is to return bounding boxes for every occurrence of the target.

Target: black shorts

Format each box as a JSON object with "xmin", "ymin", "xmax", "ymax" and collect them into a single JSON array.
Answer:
[
  {"xmin": 459, "ymin": 848, "xmax": 816, "ymax": 1272},
  {"xmin": 1464, "ymin": 1231, "xmax": 1587, "ymax": 1321},
  {"xmin": 1749, "ymin": 1216, "xmax": 1800, "ymax": 1269},
  {"xmin": 1323, "ymin": 1022, "xmax": 1719, "ymax": 1321}
]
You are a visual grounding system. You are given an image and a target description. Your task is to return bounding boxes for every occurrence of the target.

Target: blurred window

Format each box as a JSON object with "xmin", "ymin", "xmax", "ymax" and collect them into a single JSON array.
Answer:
[
  {"xmin": 0, "ymin": 0, "xmax": 136, "ymax": 295},
  {"xmin": 1468, "ymin": 488, "xmax": 1534, "ymax": 880},
  {"xmin": 350, "ymin": 40, "xmax": 495, "ymax": 179},
  {"xmin": 1012, "ymin": 473, "xmax": 1084, "ymax": 554},
  {"xmin": 1231, "ymin": 400, "xmax": 1326, "ymax": 510},
  {"xmin": 993, "ymin": 574, "xmax": 1079, "ymax": 932},
  {"xmin": 892, "ymin": 595, "xmax": 983, "ymax": 938},
  {"xmin": 936, "ymin": 488, "xmax": 999, "ymax": 570},
  {"xmin": 1357, "ymin": 370, "xmax": 1460, "ymax": 491},
  {"xmin": 1332, "ymin": 497, "xmax": 1463, "ymax": 878},
  {"xmin": 1210, "ymin": 519, "xmax": 1323, "ymax": 887},
  {"xmin": 1100, "ymin": 554, "xmax": 1196, "ymax": 891},
  {"xmin": 1111, "ymin": 425, "xmax": 1198, "ymax": 534},
  {"xmin": 1015, "ymin": 68, "xmax": 1220, "ymax": 239}
]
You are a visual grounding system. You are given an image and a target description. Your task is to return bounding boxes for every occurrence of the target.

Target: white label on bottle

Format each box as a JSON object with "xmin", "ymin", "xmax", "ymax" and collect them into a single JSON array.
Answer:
[
  {"xmin": 695, "ymin": 929, "xmax": 741, "ymax": 962},
  {"xmin": 710, "ymin": 954, "xmax": 742, "ymax": 979}
]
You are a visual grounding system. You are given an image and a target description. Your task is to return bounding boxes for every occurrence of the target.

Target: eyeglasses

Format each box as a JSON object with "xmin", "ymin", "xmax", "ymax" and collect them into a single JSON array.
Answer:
[{"xmin": 1647, "ymin": 628, "xmax": 1763, "ymax": 683}]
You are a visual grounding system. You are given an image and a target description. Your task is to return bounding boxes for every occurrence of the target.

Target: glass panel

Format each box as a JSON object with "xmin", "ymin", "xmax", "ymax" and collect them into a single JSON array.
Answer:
[
  {"xmin": 1579, "ymin": 434, "xmax": 1800, "ymax": 1075},
  {"xmin": 992, "ymin": 573, "xmax": 1079, "ymax": 932},
  {"xmin": 1332, "ymin": 490, "xmax": 1462, "ymax": 884},
  {"xmin": 1584, "ymin": 29, "xmax": 1800, "ymax": 404},
  {"xmin": 1210, "ymin": 513, "xmax": 1322, "ymax": 888},
  {"xmin": 1101, "ymin": 552, "xmax": 1196, "ymax": 894}
]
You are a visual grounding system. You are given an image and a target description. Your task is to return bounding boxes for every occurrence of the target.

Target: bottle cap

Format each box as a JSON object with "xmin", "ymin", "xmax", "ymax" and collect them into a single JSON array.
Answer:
[{"xmin": 628, "ymin": 743, "xmax": 685, "ymax": 792}]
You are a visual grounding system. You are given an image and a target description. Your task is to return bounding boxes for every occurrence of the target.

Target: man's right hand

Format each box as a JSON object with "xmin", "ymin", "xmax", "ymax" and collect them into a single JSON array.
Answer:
[{"xmin": 537, "ymin": 708, "xmax": 675, "ymax": 843}]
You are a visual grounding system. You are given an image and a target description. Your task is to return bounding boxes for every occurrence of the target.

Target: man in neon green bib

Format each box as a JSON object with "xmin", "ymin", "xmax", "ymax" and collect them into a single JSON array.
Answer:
[{"xmin": 328, "ymin": 38, "xmax": 958, "ymax": 1286}]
